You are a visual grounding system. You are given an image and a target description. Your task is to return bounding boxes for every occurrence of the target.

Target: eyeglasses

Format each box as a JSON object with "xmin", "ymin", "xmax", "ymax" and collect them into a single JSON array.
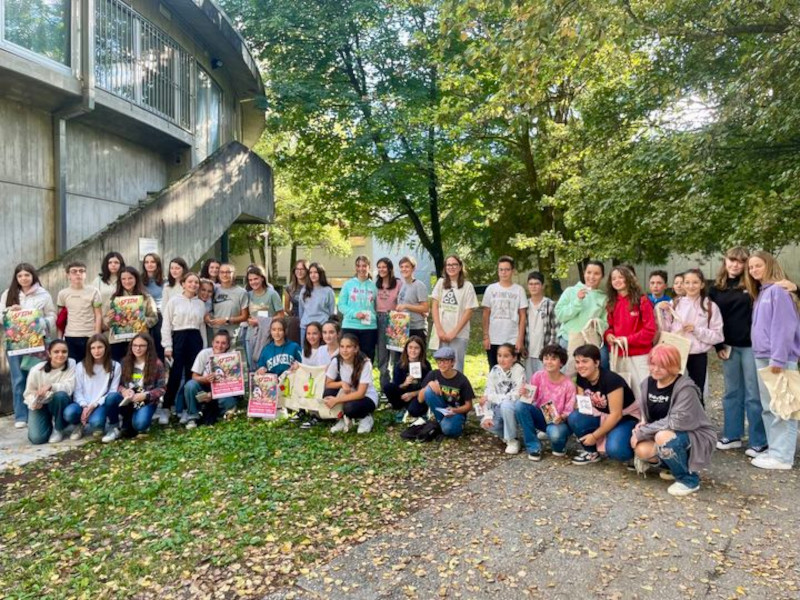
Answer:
[
  {"xmin": 445, "ymin": 263, "xmax": 460, "ymax": 268},
  {"xmin": 295, "ymin": 267, "xmax": 307, "ymax": 272},
  {"xmin": 220, "ymin": 269, "xmax": 234, "ymax": 274},
  {"xmin": 69, "ymin": 269, "xmax": 86, "ymax": 274}
]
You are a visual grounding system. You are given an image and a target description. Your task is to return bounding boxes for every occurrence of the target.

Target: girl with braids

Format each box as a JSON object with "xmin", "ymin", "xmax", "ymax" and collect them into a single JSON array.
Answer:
[
  {"xmin": 2, "ymin": 262, "xmax": 56, "ymax": 428},
  {"xmin": 102, "ymin": 333, "xmax": 166, "ymax": 442},
  {"xmin": 658, "ymin": 268, "xmax": 723, "ymax": 403},
  {"xmin": 323, "ymin": 333, "xmax": 379, "ymax": 434},
  {"xmin": 105, "ymin": 266, "xmax": 158, "ymax": 362},
  {"xmin": 604, "ymin": 265, "xmax": 657, "ymax": 400}
]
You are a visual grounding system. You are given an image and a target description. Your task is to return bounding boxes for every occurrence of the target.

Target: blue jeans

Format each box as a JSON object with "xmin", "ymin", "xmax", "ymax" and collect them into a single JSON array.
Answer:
[
  {"xmin": 567, "ymin": 411, "xmax": 636, "ymax": 462},
  {"xmin": 7, "ymin": 353, "xmax": 29, "ymax": 423},
  {"xmin": 183, "ymin": 379, "xmax": 238, "ymax": 420},
  {"xmin": 104, "ymin": 392, "xmax": 157, "ymax": 432},
  {"xmin": 487, "ymin": 399, "xmax": 519, "ymax": 441},
  {"xmin": 721, "ymin": 346, "xmax": 766, "ymax": 447},
  {"xmin": 657, "ymin": 431, "xmax": 699, "ymax": 488},
  {"xmin": 63, "ymin": 401, "xmax": 108, "ymax": 434},
  {"xmin": 28, "ymin": 391, "xmax": 72, "ymax": 445},
  {"xmin": 755, "ymin": 358, "xmax": 798, "ymax": 465},
  {"xmin": 515, "ymin": 402, "xmax": 570, "ymax": 453},
  {"xmin": 424, "ymin": 387, "xmax": 466, "ymax": 438}
]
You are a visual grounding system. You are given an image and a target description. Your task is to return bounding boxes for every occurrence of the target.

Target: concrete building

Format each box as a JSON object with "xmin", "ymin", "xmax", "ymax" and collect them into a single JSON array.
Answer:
[{"xmin": 0, "ymin": 0, "xmax": 274, "ymax": 413}]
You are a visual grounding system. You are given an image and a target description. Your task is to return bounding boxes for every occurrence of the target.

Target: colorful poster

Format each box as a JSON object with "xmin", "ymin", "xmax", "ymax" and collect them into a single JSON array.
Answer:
[
  {"xmin": 248, "ymin": 372, "xmax": 279, "ymax": 419},
  {"xmin": 386, "ymin": 310, "xmax": 410, "ymax": 352},
  {"xmin": 285, "ymin": 364, "xmax": 341, "ymax": 419},
  {"xmin": 210, "ymin": 351, "xmax": 245, "ymax": 399},
  {"xmin": 3, "ymin": 308, "xmax": 47, "ymax": 356},
  {"xmin": 109, "ymin": 295, "xmax": 147, "ymax": 343}
]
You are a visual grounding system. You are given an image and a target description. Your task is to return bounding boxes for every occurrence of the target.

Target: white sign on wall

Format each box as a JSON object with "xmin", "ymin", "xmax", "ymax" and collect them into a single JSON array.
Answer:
[{"xmin": 138, "ymin": 238, "xmax": 160, "ymax": 261}]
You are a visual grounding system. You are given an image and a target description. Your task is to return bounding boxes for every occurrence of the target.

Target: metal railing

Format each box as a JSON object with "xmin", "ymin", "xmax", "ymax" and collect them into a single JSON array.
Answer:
[{"xmin": 95, "ymin": 0, "xmax": 193, "ymax": 131}]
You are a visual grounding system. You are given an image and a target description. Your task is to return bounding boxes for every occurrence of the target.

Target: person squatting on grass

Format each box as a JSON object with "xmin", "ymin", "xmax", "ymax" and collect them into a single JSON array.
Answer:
[
  {"xmin": 412, "ymin": 346, "xmax": 476, "ymax": 439},
  {"xmin": 631, "ymin": 345, "xmax": 716, "ymax": 496},
  {"xmin": 64, "ymin": 334, "xmax": 120, "ymax": 440},
  {"xmin": 479, "ymin": 343, "xmax": 526, "ymax": 454},
  {"xmin": 383, "ymin": 335, "xmax": 432, "ymax": 422},
  {"xmin": 24, "ymin": 339, "xmax": 76, "ymax": 445},
  {"xmin": 324, "ymin": 333, "xmax": 379, "ymax": 434},
  {"xmin": 515, "ymin": 344, "xmax": 576, "ymax": 461},
  {"xmin": 183, "ymin": 330, "xmax": 240, "ymax": 429}
]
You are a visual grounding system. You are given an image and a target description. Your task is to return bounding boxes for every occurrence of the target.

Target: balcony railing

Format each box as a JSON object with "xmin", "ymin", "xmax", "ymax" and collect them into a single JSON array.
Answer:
[{"xmin": 95, "ymin": 0, "xmax": 193, "ymax": 131}]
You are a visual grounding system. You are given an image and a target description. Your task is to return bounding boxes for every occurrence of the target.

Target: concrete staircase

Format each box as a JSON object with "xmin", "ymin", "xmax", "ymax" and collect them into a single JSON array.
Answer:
[{"xmin": 1, "ymin": 141, "xmax": 274, "ymax": 413}]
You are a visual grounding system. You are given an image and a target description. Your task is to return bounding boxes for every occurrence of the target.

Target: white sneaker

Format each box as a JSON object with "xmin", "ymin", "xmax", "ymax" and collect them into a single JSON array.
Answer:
[
  {"xmin": 185, "ymin": 419, "xmax": 197, "ymax": 430},
  {"xmin": 69, "ymin": 425, "xmax": 83, "ymax": 441},
  {"xmin": 179, "ymin": 411, "xmax": 190, "ymax": 425},
  {"xmin": 411, "ymin": 417, "xmax": 427, "ymax": 427},
  {"xmin": 102, "ymin": 427, "xmax": 121, "ymax": 443},
  {"xmin": 48, "ymin": 430, "xmax": 63, "ymax": 444},
  {"xmin": 667, "ymin": 481, "xmax": 700, "ymax": 496},
  {"xmin": 357, "ymin": 415, "xmax": 374, "ymax": 434},
  {"xmin": 659, "ymin": 470, "xmax": 675, "ymax": 481},
  {"xmin": 537, "ymin": 431, "xmax": 549, "ymax": 441},
  {"xmin": 745, "ymin": 445, "xmax": 768, "ymax": 458},
  {"xmin": 716, "ymin": 437, "xmax": 742, "ymax": 450},
  {"xmin": 330, "ymin": 417, "xmax": 350, "ymax": 433},
  {"xmin": 14, "ymin": 421, "xmax": 27, "ymax": 429},
  {"xmin": 751, "ymin": 454, "xmax": 792, "ymax": 470},
  {"xmin": 158, "ymin": 409, "xmax": 170, "ymax": 426},
  {"xmin": 505, "ymin": 439, "xmax": 521, "ymax": 455}
]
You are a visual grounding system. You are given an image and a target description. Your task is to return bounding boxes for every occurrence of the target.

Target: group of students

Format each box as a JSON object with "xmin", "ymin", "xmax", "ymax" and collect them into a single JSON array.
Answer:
[{"xmin": 2, "ymin": 247, "xmax": 800, "ymax": 491}]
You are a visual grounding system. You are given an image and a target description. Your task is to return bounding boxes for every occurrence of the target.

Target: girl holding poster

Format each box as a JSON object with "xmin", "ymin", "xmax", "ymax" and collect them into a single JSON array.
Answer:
[
  {"xmin": 2, "ymin": 263, "xmax": 56, "ymax": 428},
  {"xmin": 256, "ymin": 318, "xmax": 302, "ymax": 377},
  {"xmin": 106, "ymin": 267, "xmax": 158, "ymax": 362},
  {"xmin": 324, "ymin": 333, "xmax": 379, "ymax": 434}
]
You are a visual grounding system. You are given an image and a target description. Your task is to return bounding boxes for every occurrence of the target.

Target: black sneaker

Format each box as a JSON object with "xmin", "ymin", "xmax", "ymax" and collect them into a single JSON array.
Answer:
[
  {"xmin": 527, "ymin": 450, "xmax": 542, "ymax": 462},
  {"xmin": 745, "ymin": 444, "xmax": 768, "ymax": 458},
  {"xmin": 300, "ymin": 416, "xmax": 320, "ymax": 429}
]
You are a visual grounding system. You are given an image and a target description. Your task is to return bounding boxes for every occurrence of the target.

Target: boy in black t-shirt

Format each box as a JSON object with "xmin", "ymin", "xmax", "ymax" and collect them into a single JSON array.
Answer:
[{"xmin": 410, "ymin": 347, "xmax": 475, "ymax": 437}]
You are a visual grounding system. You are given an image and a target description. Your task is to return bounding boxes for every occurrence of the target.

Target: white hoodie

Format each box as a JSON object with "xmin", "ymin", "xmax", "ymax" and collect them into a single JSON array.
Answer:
[{"xmin": 1, "ymin": 284, "xmax": 57, "ymax": 338}]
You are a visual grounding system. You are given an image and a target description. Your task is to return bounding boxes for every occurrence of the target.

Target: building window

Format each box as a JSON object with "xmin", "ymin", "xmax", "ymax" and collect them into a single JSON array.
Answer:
[
  {"xmin": 196, "ymin": 68, "xmax": 221, "ymax": 160},
  {"xmin": 95, "ymin": 0, "xmax": 193, "ymax": 131},
  {"xmin": 3, "ymin": 0, "xmax": 70, "ymax": 65}
]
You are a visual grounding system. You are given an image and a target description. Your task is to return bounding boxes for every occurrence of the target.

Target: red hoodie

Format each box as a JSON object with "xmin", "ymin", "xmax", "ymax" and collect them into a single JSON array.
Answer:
[{"xmin": 604, "ymin": 294, "xmax": 657, "ymax": 357}]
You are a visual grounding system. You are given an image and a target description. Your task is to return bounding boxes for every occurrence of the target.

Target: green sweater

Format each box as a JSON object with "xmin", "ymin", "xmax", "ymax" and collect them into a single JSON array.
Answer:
[{"xmin": 554, "ymin": 283, "xmax": 608, "ymax": 339}]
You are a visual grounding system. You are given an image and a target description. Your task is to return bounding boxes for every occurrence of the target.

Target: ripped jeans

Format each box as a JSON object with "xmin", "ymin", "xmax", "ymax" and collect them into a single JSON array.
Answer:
[{"xmin": 657, "ymin": 431, "xmax": 699, "ymax": 488}]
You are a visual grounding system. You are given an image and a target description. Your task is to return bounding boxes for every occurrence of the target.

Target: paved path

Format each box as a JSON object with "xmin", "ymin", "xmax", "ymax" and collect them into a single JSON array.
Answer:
[
  {"xmin": 265, "ymin": 444, "xmax": 800, "ymax": 600},
  {"xmin": 0, "ymin": 415, "xmax": 91, "ymax": 472}
]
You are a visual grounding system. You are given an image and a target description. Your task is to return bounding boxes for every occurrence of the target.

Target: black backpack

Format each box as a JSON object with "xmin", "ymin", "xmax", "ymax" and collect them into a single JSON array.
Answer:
[{"xmin": 400, "ymin": 420, "xmax": 442, "ymax": 442}]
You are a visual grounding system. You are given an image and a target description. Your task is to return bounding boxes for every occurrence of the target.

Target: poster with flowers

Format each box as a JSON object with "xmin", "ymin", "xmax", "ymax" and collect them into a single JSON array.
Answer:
[
  {"xmin": 386, "ymin": 310, "xmax": 410, "ymax": 352},
  {"xmin": 109, "ymin": 295, "xmax": 147, "ymax": 343},
  {"xmin": 3, "ymin": 308, "xmax": 47, "ymax": 356},
  {"xmin": 210, "ymin": 351, "xmax": 245, "ymax": 399},
  {"xmin": 285, "ymin": 364, "xmax": 341, "ymax": 419},
  {"xmin": 248, "ymin": 372, "xmax": 279, "ymax": 419}
]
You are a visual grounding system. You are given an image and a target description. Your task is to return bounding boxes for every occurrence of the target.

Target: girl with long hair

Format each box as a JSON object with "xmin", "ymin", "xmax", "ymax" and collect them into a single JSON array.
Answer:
[
  {"xmin": 301, "ymin": 322, "xmax": 324, "ymax": 365},
  {"xmin": 745, "ymin": 251, "xmax": 800, "ymax": 470},
  {"xmin": 141, "ymin": 252, "xmax": 166, "ymax": 361},
  {"xmin": 430, "ymin": 254, "xmax": 478, "ymax": 372},
  {"xmin": 105, "ymin": 266, "xmax": 158, "ymax": 361},
  {"xmin": 374, "ymin": 257, "xmax": 401, "ymax": 389},
  {"xmin": 162, "ymin": 257, "xmax": 189, "ymax": 309},
  {"xmin": 657, "ymin": 268, "xmax": 724, "ymax": 402},
  {"xmin": 383, "ymin": 335, "xmax": 432, "ymax": 421},
  {"xmin": 102, "ymin": 333, "xmax": 166, "ymax": 442},
  {"xmin": 284, "ymin": 259, "xmax": 309, "ymax": 344},
  {"xmin": 64, "ymin": 334, "xmax": 120, "ymax": 440},
  {"xmin": 91, "ymin": 251, "xmax": 125, "ymax": 317},
  {"xmin": 24, "ymin": 339, "xmax": 75, "ymax": 445},
  {"xmin": 256, "ymin": 318, "xmax": 302, "ymax": 377},
  {"xmin": 199, "ymin": 258, "xmax": 221, "ymax": 284},
  {"xmin": 299, "ymin": 262, "xmax": 336, "ymax": 344},
  {"xmin": 243, "ymin": 265, "xmax": 283, "ymax": 369},
  {"xmin": 1, "ymin": 262, "xmax": 56, "ymax": 427},
  {"xmin": 323, "ymin": 333, "xmax": 379, "ymax": 434},
  {"xmin": 338, "ymin": 256, "xmax": 379, "ymax": 361},
  {"xmin": 604, "ymin": 265, "xmax": 657, "ymax": 400}
]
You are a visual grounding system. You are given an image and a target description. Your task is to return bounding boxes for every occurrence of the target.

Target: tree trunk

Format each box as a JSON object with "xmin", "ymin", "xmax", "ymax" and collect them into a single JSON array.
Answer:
[{"xmin": 270, "ymin": 245, "xmax": 279, "ymax": 285}]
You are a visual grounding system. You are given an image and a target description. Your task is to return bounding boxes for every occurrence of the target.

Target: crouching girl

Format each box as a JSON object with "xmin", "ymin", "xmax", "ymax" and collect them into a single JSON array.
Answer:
[
  {"xmin": 25, "ymin": 339, "xmax": 76, "ymax": 444},
  {"xmin": 64, "ymin": 334, "xmax": 120, "ymax": 439},
  {"xmin": 631, "ymin": 345, "xmax": 716, "ymax": 496},
  {"xmin": 102, "ymin": 333, "xmax": 166, "ymax": 442},
  {"xmin": 479, "ymin": 343, "xmax": 526, "ymax": 454},
  {"xmin": 515, "ymin": 344, "xmax": 575, "ymax": 461},
  {"xmin": 323, "ymin": 333, "xmax": 379, "ymax": 434}
]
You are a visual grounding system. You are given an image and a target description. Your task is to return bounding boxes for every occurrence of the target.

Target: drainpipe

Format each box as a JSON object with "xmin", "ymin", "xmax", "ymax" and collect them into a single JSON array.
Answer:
[{"xmin": 53, "ymin": 0, "xmax": 95, "ymax": 254}]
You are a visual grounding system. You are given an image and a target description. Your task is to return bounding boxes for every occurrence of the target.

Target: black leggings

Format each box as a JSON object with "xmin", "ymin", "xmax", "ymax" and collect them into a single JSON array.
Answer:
[
  {"xmin": 685, "ymin": 352, "xmax": 708, "ymax": 405},
  {"xmin": 165, "ymin": 329, "xmax": 204, "ymax": 409},
  {"xmin": 342, "ymin": 328, "xmax": 378, "ymax": 362},
  {"xmin": 65, "ymin": 336, "xmax": 88, "ymax": 362},
  {"xmin": 384, "ymin": 381, "xmax": 422, "ymax": 410},
  {"xmin": 150, "ymin": 313, "xmax": 165, "ymax": 362},
  {"xmin": 343, "ymin": 397, "xmax": 376, "ymax": 419}
]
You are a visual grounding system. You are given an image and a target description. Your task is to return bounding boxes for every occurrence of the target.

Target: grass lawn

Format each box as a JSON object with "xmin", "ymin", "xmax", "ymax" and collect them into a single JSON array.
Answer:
[{"xmin": 0, "ymin": 316, "xmax": 502, "ymax": 600}]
